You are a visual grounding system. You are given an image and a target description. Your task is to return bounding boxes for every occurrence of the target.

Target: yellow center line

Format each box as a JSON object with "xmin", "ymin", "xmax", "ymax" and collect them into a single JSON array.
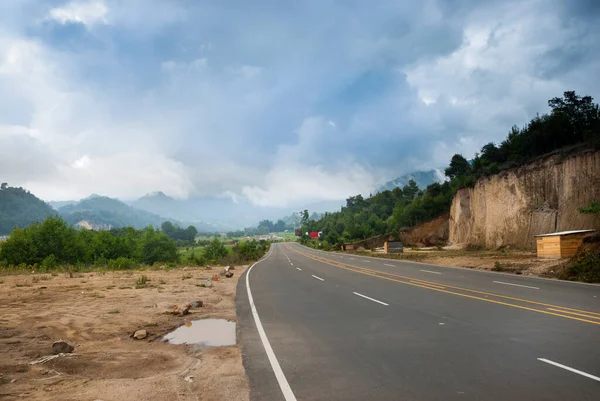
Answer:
[
  {"xmin": 410, "ymin": 280, "xmax": 446, "ymax": 290},
  {"xmin": 546, "ymin": 308, "xmax": 600, "ymax": 320},
  {"xmin": 285, "ymin": 245, "xmax": 600, "ymax": 326}
]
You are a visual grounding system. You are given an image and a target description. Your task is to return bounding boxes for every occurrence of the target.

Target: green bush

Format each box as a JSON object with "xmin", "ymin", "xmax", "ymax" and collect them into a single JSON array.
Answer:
[
  {"xmin": 204, "ymin": 238, "xmax": 228, "ymax": 262},
  {"xmin": 41, "ymin": 254, "xmax": 59, "ymax": 270},
  {"xmin": 568, "ymin": 250, "xmax": 600, "ymax": 283}
]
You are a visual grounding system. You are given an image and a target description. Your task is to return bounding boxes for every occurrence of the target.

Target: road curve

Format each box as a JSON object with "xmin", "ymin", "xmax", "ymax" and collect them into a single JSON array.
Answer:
[{"xmin": 237, "ymin": 243, "xmax": 600, "ymax": 401}]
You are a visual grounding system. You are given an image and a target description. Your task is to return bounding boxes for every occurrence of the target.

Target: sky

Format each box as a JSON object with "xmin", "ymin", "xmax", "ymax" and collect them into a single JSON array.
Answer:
[{"xmin": 1, "ymin": 0, "xmax": 599, "ymax": 208}]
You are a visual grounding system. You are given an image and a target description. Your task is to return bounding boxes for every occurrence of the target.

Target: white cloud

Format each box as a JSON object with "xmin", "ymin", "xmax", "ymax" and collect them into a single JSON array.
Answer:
[
  {"xmin": 161, "ymin": 58, "xmax": 207, "ymax": 72},
  {"xmin": 48, "ymin": 1, "xmax": 109, "ymax": 26},
  {"xmin": 242, "ymin": 164, "xmax": 375, "ymax": 208}
]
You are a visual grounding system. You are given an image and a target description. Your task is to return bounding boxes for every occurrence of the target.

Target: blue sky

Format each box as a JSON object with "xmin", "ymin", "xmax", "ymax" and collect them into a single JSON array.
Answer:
[{"xmin": 1, "ymin": 0, "xmax": 599, "ymax": 208}]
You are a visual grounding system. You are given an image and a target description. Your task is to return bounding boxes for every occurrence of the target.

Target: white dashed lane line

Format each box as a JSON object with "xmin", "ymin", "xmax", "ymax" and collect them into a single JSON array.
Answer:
[
  {"xmin": 420, "ymin": 270, "xmax": 442, "ymax": 275},
  {"xmin": 493, "ymin": 281, "xmax": 539, "ymax": 290},
  {"xmin": 353, "ymin": 292, "xmax": 389, "ymax": 306},
  {"xmin": 537, "ymin": 358, "xmax": 600, "ymax": 382},
  {"xmin": 311, "ymin": 275, "xmax": 324, "ymax": 282}
]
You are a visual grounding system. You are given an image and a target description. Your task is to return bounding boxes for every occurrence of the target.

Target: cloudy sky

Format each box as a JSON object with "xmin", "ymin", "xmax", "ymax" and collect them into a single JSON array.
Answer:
[{"xmin": 1, "ymin": 0, "xmax": 599, "ymax": 208}]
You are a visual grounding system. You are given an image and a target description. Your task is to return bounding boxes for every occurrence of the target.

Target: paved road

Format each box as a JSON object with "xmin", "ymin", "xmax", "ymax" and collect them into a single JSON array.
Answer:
[{"xmin": 236, "ymin": 243, "xmax": 600, "ymax": 400}]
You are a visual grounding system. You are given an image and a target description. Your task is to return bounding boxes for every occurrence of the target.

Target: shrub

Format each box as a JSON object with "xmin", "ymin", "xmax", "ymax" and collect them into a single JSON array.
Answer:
[
  {"xmin": 204, "ymin": 238, "xmax": 228, "ymax": 262},
  {"xmin": 107, "ymin": 257, "xmax": 136, "ymax": 270},
  {"xmin": 568, "ymin": 250, "xmax": 600, "ymax": 283},
  {"xmin": 41, "ymin": 254, "xmax": 59, "ymax": 270}
]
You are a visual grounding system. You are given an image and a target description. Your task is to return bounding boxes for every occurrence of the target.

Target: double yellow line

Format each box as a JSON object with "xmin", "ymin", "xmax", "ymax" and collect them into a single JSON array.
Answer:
[{"xmin": 286, "ymin": 245, "xmax": 600, "ymax": 326}]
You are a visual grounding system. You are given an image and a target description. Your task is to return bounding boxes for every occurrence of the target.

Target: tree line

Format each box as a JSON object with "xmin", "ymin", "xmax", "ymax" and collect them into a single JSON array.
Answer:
[
  {"xmin": 0, "ymin": 216, "xmax": 271, "ymax": 270},
  {"xmin": 301, "ymin": 91, "xmax": 600, "ymax": 247}
]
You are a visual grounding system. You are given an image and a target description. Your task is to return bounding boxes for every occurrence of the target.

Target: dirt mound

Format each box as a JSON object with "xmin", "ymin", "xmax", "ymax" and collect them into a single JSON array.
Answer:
[{"xmin": 399, "ymin": 214, "xmax": 449, "ymax": 247}]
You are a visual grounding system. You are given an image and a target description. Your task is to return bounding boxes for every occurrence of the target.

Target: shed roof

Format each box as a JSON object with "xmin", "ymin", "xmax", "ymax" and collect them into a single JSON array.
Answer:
[{"xmin": 534, "ymin": 229, "xmax": 596, "ymax": 237}]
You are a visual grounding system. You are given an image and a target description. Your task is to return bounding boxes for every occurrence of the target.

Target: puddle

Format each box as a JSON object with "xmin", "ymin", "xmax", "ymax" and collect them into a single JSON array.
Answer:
[{"xmin": 163, "ymin": 319, "xmax": 236, "ymax": 347}]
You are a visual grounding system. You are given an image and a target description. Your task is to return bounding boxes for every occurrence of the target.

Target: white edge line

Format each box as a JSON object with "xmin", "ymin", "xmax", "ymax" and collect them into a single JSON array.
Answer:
[
  {"xmin": 296, "ymin": 267, "xmax": 302, "ymax": 271},
  {"xmin": 311, "ymin": 275, "xmax": 324, "ymax": 281},
  {"xmin": 290, "ymin": 263, "xmax": 293, "ymax": 266},
  {"xmin": 246, "ymin": 248, "xmax": 297, "ymax": 401},
  {"xmin": 353, "ymin": 292, "xmax": 389, "ymax": 306},
  {"xmin": 420, "ymin": 269, "xmax": 442, "ymax": 275},
  {"xmin": 384, "ymin": 264, "xmax": 395, "ymax": 267},
  {"xmin": 537, "ymin": 358, "xmax": 600, "ymax": 382},
  {"xmin": 493, "ymin": 281, "xmax": 539, "ymax": 290}
]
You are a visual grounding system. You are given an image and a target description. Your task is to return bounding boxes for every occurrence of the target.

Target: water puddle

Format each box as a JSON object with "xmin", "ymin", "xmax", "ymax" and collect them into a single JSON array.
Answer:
[{"xmin": 163, "ymin": 319, "xmax": 236, "ymax": 347}]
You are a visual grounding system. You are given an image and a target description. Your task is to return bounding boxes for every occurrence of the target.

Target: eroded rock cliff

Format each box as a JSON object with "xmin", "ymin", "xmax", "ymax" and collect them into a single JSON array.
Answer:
[{"xmin": 449, "ymin": 149, "xmax": 600, "ymax": 249}]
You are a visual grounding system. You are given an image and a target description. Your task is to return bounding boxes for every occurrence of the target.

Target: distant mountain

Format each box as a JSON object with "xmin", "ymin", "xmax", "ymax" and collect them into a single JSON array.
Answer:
[
  {"xmin": 59, "ymin": 196, "xmax": 168, "ymax": 230},
  {"xmin": 0, "ymin": 183, "xmax": 57, "ymax": 235},
  {"xmin": 131, "ymin": 191, "xmax": 178, "ymax": 219},
  {"xmin": 48, "ymin": 200, "xmax": 77, "ymax": 210},
  {"xmin": 378, "ymin": 169, "xmax": 445, "ymax": 192}
]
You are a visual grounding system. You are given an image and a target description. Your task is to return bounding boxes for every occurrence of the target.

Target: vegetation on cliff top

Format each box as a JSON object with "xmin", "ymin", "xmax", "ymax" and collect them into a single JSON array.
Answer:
[{"xmin": 301, "ymin": 91, "xmax": 600, "ymax": 246}]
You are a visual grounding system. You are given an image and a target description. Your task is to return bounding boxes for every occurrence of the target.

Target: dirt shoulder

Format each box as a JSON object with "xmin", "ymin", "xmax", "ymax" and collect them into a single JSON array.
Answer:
[{"xmin": 0, "ymin": 266, "xmax": 250, "ymax": 401}]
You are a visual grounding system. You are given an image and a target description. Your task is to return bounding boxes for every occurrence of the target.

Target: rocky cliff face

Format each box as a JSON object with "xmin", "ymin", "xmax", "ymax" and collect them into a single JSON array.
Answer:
[{"xmin": 449, "ymin": 149, "xmax": 600, "ymax": 249}]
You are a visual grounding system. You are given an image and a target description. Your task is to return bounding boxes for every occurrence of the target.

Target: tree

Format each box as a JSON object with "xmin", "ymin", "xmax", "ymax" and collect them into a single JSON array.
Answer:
[
  {"xmin": 273, "ymin": 220, "xmax": 286, "ymax": 232},
  {"xmin": 258, "ymin": 219, "xmax": 274, "ymax": 233},
  {"xmin": 445, "ymin": 154, "xmax": 472, "ymax": 179},
  {"xmin": 300, "ymin": 210, "xmax": 309, "ymax": 226},
  {"xmin": 204, "ymin": 238, "xmax": 228, "ymax": 261},
  {"xmin": 137, "ymin": 227, "xmax": 178, "ymax": 264}
]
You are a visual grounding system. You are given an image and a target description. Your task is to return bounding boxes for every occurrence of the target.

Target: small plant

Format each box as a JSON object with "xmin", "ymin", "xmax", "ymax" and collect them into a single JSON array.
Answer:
[
  {"xmin": 493, "ymin": 261, "xmax": 503, "ymax": 271},
  {"xmin": 135, "ymin": 275, "xmax": 150, "ymax": 288}
]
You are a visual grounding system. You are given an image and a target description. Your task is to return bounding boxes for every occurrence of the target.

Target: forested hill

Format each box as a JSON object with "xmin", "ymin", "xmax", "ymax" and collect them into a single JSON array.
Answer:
[
  {"xmin": 0, "ymin": 183, "xmax": 56, "ymax": 235},
  {"xmin": 58, "ymin": 196, "xmax": 167, "ymax": 229},
  {"xmin": 302, "ymin": 91, "xmax": 600, "ymax": 247}
]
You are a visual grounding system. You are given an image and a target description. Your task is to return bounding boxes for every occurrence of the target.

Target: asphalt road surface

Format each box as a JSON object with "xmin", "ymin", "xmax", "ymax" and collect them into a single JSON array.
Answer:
[{"xmin": 236, "ymin": 243, "xmax": 600, "ymax": 401}]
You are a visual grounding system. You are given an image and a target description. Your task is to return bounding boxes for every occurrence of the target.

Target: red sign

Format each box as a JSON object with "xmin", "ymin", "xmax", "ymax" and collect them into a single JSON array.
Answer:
[{"xmin": 309, "ymin": 232, "xmax": 319, "ymax": 239}]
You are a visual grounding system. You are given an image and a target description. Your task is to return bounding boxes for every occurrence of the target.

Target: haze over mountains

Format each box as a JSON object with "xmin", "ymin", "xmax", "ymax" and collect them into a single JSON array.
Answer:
[{"xmin": 1, "ymin": 170, "xmax": 438, "ymax": 234}]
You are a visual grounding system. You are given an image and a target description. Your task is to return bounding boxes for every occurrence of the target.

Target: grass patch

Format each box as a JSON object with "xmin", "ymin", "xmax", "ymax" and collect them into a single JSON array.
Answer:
[
  {"xmin": 106, "ymin": 285, "xmax": 116, "ymax": 289},
  {"xmin": 107, "ymin": 309, "xmax": 120, "ymax": 314},
  {"xmin": 135, "ymin": 275, "xmax": 150, "ymax": 288},
  {"xmin": 118, "ymin": 286, "xmax": 131, "ymax": 290},
  {"xmin": 492, "ymin": 261, "xmax": 526, "ymax": 274}
]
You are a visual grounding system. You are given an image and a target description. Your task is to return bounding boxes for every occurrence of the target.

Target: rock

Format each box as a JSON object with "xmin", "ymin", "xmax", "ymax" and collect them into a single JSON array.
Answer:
[
  {"xmin": 133, "ymin": 330, "xmax": 148, "ymax": 340},
  {"xmin": 159, "ymin": 265, "xmax": 166, "ymax": 270},
  {"xmin": 52, "ymin": 340, "xmax": 74, "ymax": 354},
  {"xmin": 204, "ymin": 280, "xmax": 213, "ymax": 288},
  {"xmin": 225, "ymin": 271, "xmax": 234, "ymax": 278},
  {"xmin": 226, "ymin": 265, "xmax": 235, "ymax": 271},
  {"xmin": 167, "ymin": 303, "xmax": 191, "ymax": 316},
  {"xmin": 190, "ymin": 301, "xmax": 203, "ymax": 308},
  {"xmin": 184, "ymin": 375, "xmax": 194, "ymax": 383}
]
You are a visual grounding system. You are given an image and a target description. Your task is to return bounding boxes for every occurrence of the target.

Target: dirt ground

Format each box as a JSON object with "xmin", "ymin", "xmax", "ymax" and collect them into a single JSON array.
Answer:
[
  {"xmin": 0, "ymin": 266, "xmax": 250, "ymax": 401},
  {"xmin": 355, "ymin": 249, "xmax": 565, "ymax": 277}
]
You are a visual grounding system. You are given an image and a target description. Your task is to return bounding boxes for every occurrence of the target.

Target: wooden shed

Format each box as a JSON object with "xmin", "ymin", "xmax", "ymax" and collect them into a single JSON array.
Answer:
[{"xmin": 535, "ymin": 229, "xmax": 595, "ymax": 259}]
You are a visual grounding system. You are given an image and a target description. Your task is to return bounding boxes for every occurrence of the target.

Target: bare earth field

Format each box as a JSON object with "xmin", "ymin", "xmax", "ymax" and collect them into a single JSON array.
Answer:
[{"xmin": 0, "ymin": 266, "xmax": 249, "ymax": 401}]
